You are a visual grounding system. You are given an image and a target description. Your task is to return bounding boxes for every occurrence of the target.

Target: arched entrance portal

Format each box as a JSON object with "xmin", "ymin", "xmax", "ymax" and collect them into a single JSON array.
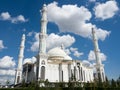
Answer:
[{"xmin": 41, "ymin": 66, "xmax": 45, "ymax": 80}]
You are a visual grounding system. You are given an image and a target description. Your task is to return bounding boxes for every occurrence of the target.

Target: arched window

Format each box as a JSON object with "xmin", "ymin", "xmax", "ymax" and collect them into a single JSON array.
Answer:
[
  {"xmin": 62, "ymin": 70, "xmax": 63, "ymax": 81},
  {"xmin": 18, "ymin": 72, "xmax": 20, "ymax": 75},
  {"xmin": 41, "ymin": 66, "xmax": 45, "ymax": 80},
  {"xmin": 41, "ymin": 60, "xmax": 45, "ymax": 65},
  {"xmin": 74, "ymin": 66, "xmax": 76, "ymax": 81},
  {"xmin": 68, "ymin": 64, "xmax": 71, "ymax": 80},
  {"xmin": 78, "ymin": 66, "xmax": 80, "ymax": 80},
  {"xmin": 17, "ymin": 76, "xmax": 20, "ymax": 83},
  {"xmin": 102, "ymin": 72, "xmax": 104, "ymax": 81},
  {"xmin": 81, "ymin": 67, "xmax": 83, "ymax": 81}
]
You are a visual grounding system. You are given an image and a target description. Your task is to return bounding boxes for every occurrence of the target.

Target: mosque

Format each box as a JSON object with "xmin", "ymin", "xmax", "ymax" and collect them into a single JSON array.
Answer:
[{"xmin": 14, "ymin": 4, "xmax": 105, "ymax": 85}]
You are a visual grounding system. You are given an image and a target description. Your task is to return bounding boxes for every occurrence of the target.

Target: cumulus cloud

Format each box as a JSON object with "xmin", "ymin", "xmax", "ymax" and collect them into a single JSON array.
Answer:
[
  {"xmin": 0, "ymin": 12, "xmax": 28, "ymax": 23},
  {"xmin": 95, "ymin": 28, "xmax": 110, "ymax": 41},
  {"xmin": 0, "ymin": 56, "xmax": 16, "ymax": 69},
  {"xmin": 11, "ymin": 15, "xmax": 27, "ymax": 23},
  {"xmin": 47, "ymin": 33, "xmax": 75, "ymax": 50},
  {"xmin": 65, "ymin": 49, "xmax": 71, "ymax": 55},
  {"xmin": 70, "ymin": 47, "xmax": 78, "ymax": 52},
  {"xmin": 0, "ymin": 12, "xmax": 11, "ymax": 20},
  {"xmin": 0, "ymin": 69, "xmax": 15, "ymax": 76},
  {"xmin": 70, "ymin": 47, "xmax": 84, "ymax": 58},
  {"xmin": 94, "ymin": 0, "xmax": 119, "ymax": 20},
  {"xmin": 0, "ymin": 56, "xmax": 16, "ymax": 85},
  {"xmin": 30, "ymin": 32, "xmax": 39, "ymax": 52},
  {"xmin": 27, "ymin": 31, "xmax": 35, "ymax": 37},
  {"xmin": 88, "ymin": 50, "xmax": 107, "ymax": 61},
  {"xmin": 23, "ymin": 57, "xmax": 37, "ymax": 64},
  {"xmin": 47, "ymin": 2, "xmax": 110, "ymax": 40},
  {"xmin": 0, "ymin": 40, "xmax": 5, "ymax": 50},
  {"xmin": 73, "ymin": 51, "xmax": 84, "ymax": 58},
  {"xmin": 30, "ymin": 32, "xmax": 75, "ymax": 52}
]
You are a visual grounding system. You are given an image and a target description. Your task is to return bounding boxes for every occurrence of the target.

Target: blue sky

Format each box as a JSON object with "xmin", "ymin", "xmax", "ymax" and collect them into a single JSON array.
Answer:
[{"xmin": 0, "ymin": 0, "xmax": 120, "ymax": 84}]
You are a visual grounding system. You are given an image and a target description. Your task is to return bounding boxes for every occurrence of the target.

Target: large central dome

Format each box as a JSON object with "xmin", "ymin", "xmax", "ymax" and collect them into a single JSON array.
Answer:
[{"xmin": 48, "ymin": 47, "xmax": 72, "ymax": 60}]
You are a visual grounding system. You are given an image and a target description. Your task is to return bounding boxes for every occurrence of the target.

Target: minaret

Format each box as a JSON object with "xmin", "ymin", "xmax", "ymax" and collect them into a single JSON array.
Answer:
[
  {"xmin": 36, "ymin": 4, "xmax": 48, "ymax": 81},
  {"xmin": 15, "ymin": 34, "xmax": 25, "ymax": 84},
  {"xmin": 92, "ymin": 28, "xmax": 105, "ymax": 82},
  {"xmin": 39, "ymin": 4, "xmax": 47, "ymax": 54}
]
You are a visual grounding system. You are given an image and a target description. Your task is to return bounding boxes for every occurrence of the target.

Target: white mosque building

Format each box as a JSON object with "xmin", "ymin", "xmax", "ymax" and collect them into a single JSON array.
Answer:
[{"xmin": 14, "ymin": 4, "xmax": 105, "ymax": 85}]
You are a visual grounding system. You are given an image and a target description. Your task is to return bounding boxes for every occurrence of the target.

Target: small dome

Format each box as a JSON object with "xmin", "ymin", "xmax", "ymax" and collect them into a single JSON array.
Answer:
[{"xmin": 48, "ymin": 47, "xmax": 72, "ymax": 60}]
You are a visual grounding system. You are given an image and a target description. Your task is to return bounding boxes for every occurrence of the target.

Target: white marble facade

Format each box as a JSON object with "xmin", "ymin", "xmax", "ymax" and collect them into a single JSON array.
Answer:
[{"xmin": 22, "ymin": 47, "xmax": 94, "ymax": 83}]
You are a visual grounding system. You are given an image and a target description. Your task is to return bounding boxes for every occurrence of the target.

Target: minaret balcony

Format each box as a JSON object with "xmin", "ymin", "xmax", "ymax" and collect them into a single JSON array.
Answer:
[{"xmin": 39, "ymin": 33, "xmax": 47, "ymax": 38}]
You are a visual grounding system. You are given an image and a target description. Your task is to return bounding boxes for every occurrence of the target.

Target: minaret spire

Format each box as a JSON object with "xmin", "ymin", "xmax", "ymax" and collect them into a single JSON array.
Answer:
[
  {"xmin": 15, "ymin": 34, "xmax": 25, "ymax": 85},
  {"xmin": 92, "ymin": 28, "xmax": 105, "ymax": 82},
  {"xmin": 39, "ymin": 4, "xmax": 47, "ymax": 54},
  {"xmin": 36, "ymin": 4, "xmax": 48, "ymax": 82},
  {"xmin": 92, "ymin": 28, "xmax": 101, "ymax": 65}
]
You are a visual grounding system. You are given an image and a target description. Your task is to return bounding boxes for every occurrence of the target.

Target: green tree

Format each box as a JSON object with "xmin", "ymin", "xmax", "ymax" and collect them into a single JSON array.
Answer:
[
  {"xmin": 6, "ymin": 79, "xmax": 10, "ymax": 86},
  {"xmin": 116, "ymin": 76, "xmax": 120, "ymax": 87},
  {"xmin": 0, "ymin": 83, "xmax": 1, "ymax": 88},
  {"xmin": 44, "ymin": 79, "xmax": 49, "ymax": 87},
  {"xmin": 21, "ymin": 79, "xmax": 26, "ymax": 87},
  {"xmin": 105, "ymin": 76, "xmax": 110, "ymax": 87},
  {"xmin": 111, "ymin": 79, "xmax": 116, "ymax": 87}
]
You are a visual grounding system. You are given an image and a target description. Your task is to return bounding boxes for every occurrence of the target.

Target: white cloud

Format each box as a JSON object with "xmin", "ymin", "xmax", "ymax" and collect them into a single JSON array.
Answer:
[
  {"xmin": 0, "ymin": 12, "xmax": 11, "ymax": 20},
  {"xmin": 88, "ymin": 50, "xmax": 95, "ymax": 61},
  {"xmin": 94, "ymin": 0, "xmax": 119, "ymax": 20},
  {"xmin": 73, "ymin": 51, "xmax": 83, "ymax": 58},
  {"xmin": 47, "ymin": 33, "xmax": 75, "ymax": 50},
  {"xmin": 47, "ymin": 2, "xmax": 110, "ymax": 40},
  {"xmin": 27, "ymin": 31, "xmax": 35, "ymax": 37},
  {"xmin": 29, "ymin": 32, "xmax": 83, "ymax": 58},
  {"xmin": 23, "ymin": 57, "xmax": 36, "ymax": 64},
  {"xmin": 0, "ymin": 40, "xmax": 5, "ymax": 50},
  {"xmin": 65, "ymin": 49, "xmax": 71, "ymax": 55},
  {"xmin": 30, "ymin": 32, "xmax": 75, "ymax": 52},
  {"xmin": 0, "ymin": 56, "xmax": 16, "ymax": 69},
  {"xmin": 88, "ymin": 50, "xmax": 107, "ymax": 61},
  {"xmin": 30, "ymin": 32, "xmax": 39, "ymax": 52},
  {"xmin": 70, "ymin": 47, "xmax": 78, "ymax": 52},
  {"xmin": 70, "ymin": 47, "xmax": 84, "ymax": 58},
  {"xmin": 17, "ymin": 15, "xmax": 26, "ymax": 22},
  {"xmin": 95, "ymin": 28, "xmax": 110, "ymax": 41},
  {"xmin": 30, "ymin": 41, "xmax": 39, "ymax": 52},
  {"xmin": 0, "ymin": 56, "xmax": 16, "ymax": 85},
  {"xmin": 89, "ymin": 0, "xmax": 96, "ymax": 2},
  {"xmin": 0, "ymin": 12, "xmax": 28, "ymax": 23},
  {"xmin": 0, "ymin": 69, "xmax": 15, "ymax": 76},
  {"xmin": 11, "ymin": 15, "xmax": 28, "ymax": 23}
]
